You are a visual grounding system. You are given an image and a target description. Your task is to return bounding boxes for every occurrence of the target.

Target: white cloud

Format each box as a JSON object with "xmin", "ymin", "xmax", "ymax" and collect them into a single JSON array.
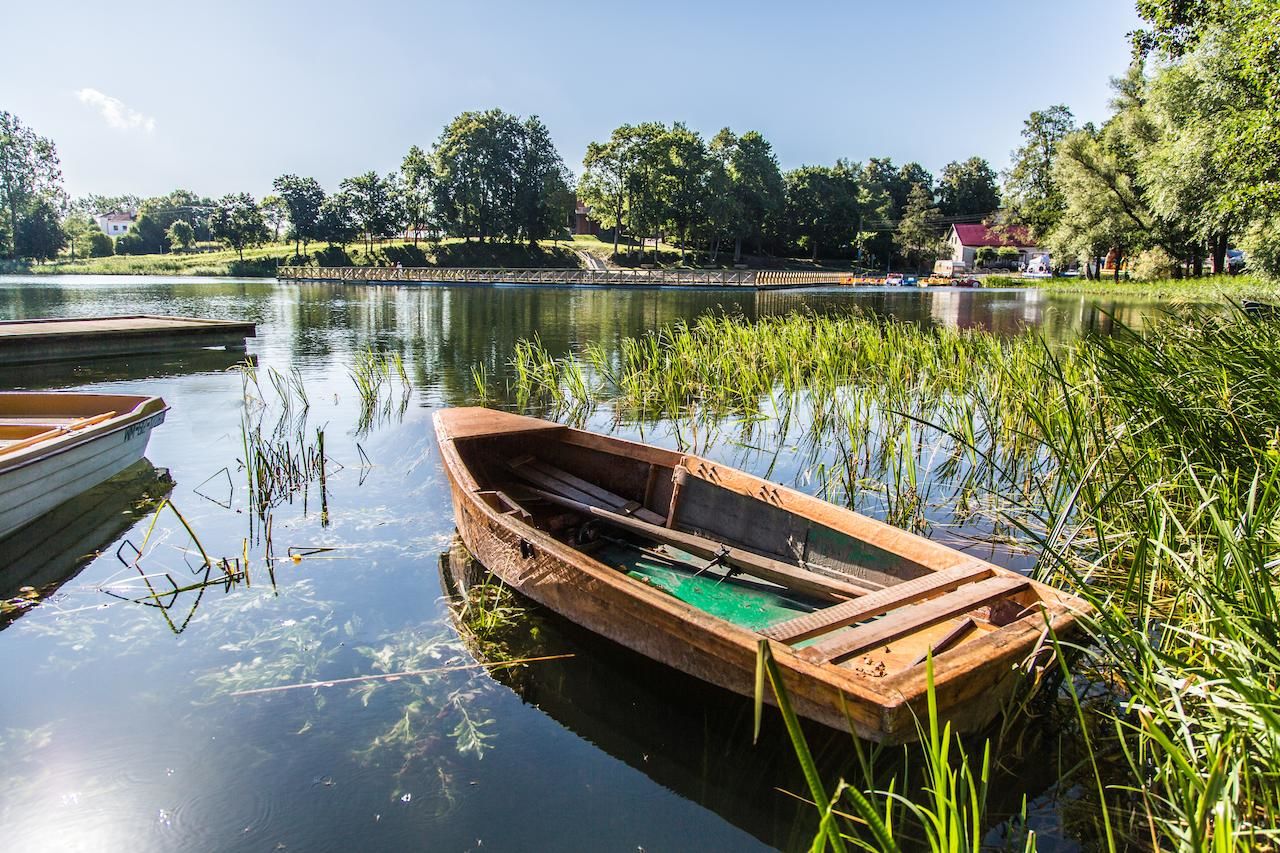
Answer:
[{"xmin": 76, "ymin": 88, "xmax": 156, "ymax": 133}]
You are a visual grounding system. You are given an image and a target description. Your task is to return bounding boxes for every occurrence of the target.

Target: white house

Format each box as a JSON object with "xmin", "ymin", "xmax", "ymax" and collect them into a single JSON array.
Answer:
[
  {"xmin": 95, "ymin": 211, "xmax": 136, "ymax": 237},
  {"xmin": 945, "ymin": 223, "xmax": 1042, "ymax": 269}
]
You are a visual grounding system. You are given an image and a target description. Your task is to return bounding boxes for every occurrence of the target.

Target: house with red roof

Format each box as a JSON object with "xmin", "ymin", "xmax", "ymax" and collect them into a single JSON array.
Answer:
[{"xmin": 945, "ymin": 223, "xmax": 1042, "ymax": 269}]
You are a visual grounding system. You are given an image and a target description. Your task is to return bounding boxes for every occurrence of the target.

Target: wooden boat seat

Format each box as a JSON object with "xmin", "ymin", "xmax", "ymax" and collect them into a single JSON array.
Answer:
[
  {"xmin": 797, "ymin": 575, "xmax": 1033, "ymax": 665},
  {"xmin": 761, "ymin": 564, "xmax": 992, "ymax": 644}
]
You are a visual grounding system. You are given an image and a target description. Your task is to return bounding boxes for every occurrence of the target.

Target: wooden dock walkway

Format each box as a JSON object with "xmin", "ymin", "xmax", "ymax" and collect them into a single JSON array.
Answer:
[
  {"xmin": 0, "ymin": 315, "xmax": 257, "ymax": 364},
  {"xmin": 276, "ymin": 266, "xmax": 851, "ymax": 289}
]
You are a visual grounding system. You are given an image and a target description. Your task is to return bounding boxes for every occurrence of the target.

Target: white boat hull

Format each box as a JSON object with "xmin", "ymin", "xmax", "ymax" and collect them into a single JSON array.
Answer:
[{"xmin": 0, "ymin": 410, "xmax": 166, "ymax": 541}]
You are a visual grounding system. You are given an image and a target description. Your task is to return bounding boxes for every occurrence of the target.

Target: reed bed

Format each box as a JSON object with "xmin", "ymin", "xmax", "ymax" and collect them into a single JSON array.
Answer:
[{"xmin": 508, "ymin": 308, "xmax": 1280, "ymax": 851}]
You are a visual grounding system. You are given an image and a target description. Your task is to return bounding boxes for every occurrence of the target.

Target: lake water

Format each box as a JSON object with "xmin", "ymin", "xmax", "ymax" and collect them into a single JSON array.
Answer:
[{"xmin": 0, "ymin": 277, "xmax": 1165, "ymax": 852}]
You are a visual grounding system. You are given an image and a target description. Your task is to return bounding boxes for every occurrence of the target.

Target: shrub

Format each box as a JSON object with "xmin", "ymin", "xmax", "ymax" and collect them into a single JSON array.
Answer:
[
  {"xmin": 314, "ymin": 245, "xmax": 352, "ymax": 267},
  {"xmin": 87, "ymin": 232, "xmax": 114, "ymax": 257},
  {"xmin": 1131, "ymin": 247, "xmax": 1176, "ymax": 280},
  {"xmin": 1241, "ymin": 215, "xmax": 1280, "ymax": 280}
]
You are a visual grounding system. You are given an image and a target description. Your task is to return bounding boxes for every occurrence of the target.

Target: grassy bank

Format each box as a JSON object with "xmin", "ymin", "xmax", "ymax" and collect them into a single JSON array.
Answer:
[
  {"xmin": 508, "ymin": 309, "xmax": 1280, "ymax": 850},
  {"xmin": 983, "ymin": 273, "xmax": 1280, "ymax": 300}
]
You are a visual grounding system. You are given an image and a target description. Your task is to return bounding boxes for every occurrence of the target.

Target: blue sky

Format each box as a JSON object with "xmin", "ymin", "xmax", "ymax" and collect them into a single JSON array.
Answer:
[{"xmin": 4, "ymin": 0, "xmax": 1142, "ymax": 199}]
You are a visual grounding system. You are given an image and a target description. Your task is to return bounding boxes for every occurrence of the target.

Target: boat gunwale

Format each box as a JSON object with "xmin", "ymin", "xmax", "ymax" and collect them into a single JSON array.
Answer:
[{"xmin": 0, "ymin": 394, "xmax": 169, "ymax": 476}]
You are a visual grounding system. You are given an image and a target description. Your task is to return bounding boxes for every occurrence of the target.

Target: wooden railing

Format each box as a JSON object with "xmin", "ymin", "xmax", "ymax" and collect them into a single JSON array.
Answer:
[{"xmin": 275, "ymin": 266, "xmax": 853, "ymax": 288}]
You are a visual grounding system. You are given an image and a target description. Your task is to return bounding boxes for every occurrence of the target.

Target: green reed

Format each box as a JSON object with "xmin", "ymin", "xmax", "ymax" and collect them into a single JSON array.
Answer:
[{"xmin": 509, "ymin": 307, "xmax": 1280, "ymax": 851}]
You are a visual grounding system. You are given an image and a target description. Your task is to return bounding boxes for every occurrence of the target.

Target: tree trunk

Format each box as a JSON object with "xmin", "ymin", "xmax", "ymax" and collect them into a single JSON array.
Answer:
[
  {"xmin": 1212, "ymin": 231, "xmax": 1228, "ymax": 274},
  {"xmin": 733, "ymin": 236, "xmax": 742, "ymax": 264},
  {"xmin": 811, "ymin": 240, "xmax": 817, "ymax": 262},
  {"xmin": 1113, "ymin": 249, "xmax": 1122, "ymax": 283}
]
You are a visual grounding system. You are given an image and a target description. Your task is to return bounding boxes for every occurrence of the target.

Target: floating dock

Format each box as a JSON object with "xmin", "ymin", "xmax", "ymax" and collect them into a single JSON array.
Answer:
[
  {"xmin": 276, "ymin": 265, "xmax": 850, "ymax": 289},
  {"xmin": 0, "ymin": 315, "xmax": 256, "ymax": 364}
]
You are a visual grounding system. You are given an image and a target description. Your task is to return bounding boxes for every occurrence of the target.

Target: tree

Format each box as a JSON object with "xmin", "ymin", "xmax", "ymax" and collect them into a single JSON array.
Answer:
[
  {"xmin": 1003, "ymin": 105, "xmax": 1077, "ymax": 238},
  {"xmin": 272, "ymin": 174, "xmax": 325, "ymax": 257},
  {"xmin": 580, "ymin": 125, "xmax": 643, "ymax": 257},
  {"xmin": 139, "ymin": 189, "xmax": 214, "ymax": 239},
  {"xmin": 400, "ymin": 146, "xmax": 434, "ymax": 246},
  {"xmin": 15, "ymin": 197, "xmax": 65, "ymax": 262},
  {"xmin": 784, "ymin": 163, "xmax": 860, "ymax": 261},
  {"xmin": 0, "ymin": 111, "xmax": 63, "ymax": 259},
  {"xmin": 209, "ymin": 193, "xmax": 267, "ymax": 260},
  {"xmin": 317, "ymin": 191, "xmax": 359, "ymax": 248},
  {"xmin": 260, "ymin": 195, "xmax": 287, "ymax": 241},
  {"xmin": 656, "ymin": 123, "xmax": 713, "ymax": 263},
  {"xmin": 167, "ymin": 219, "xmax": 195, "ymax": 251},
  {"xmin": 711, "ymin": 129, "xmax": 784, "ymax": 263},
  {"xmin": 894, "ymin": 183, "xmax": 946, "ymax": 273},
  {"xmin": 114, "ymin": 213, "xmax": 168, "ymax": 254},
  {"xmin": 938, "ymin": 157, "xmax": 1000, "ymax": 219},
  {"xmin": 432, "ymin": 109, "xmax": 522, "ymax": 242},
  {"xmin": 339, "ymin": 172, "xmax": 399, "ymax": 254},
  {"xmin": 513, "ymin": 115, "xmax": 572, "ymax": 245},
  {"xmin": 62, "ymin": 214, "xmax": 97, "ymax": 261}
]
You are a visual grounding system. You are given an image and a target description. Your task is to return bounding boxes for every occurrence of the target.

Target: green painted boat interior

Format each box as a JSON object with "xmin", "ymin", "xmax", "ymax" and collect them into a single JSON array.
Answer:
[{"xmin": 595, "ymin": 541, "xmax": 823, "ymax": 632}]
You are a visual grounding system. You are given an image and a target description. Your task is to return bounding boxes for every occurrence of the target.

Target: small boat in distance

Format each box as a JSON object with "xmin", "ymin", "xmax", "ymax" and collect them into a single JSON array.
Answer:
[
  {"xmin": 0, "ymin": 393, "xmax": 168, "ymax": 541},
  {"xmin": 434, "ymin": 407, "xmax": 1089, "ymax": 744}
]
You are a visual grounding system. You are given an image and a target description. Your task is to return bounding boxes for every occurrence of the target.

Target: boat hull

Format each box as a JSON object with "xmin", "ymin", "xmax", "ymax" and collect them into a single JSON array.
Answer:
[
  {"xmin": 436, "ymin": 408, "xmax": 1084, "ymax": 743},
  {"xmin": 0, "ymin": 402, "xmax": 166, "ymax": 541}
]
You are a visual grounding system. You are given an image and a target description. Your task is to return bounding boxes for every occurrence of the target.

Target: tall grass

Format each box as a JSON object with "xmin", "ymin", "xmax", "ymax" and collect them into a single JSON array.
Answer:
[{"xmin": 509, "ymin": 308, "xmax": 1280, "ymax": 850}]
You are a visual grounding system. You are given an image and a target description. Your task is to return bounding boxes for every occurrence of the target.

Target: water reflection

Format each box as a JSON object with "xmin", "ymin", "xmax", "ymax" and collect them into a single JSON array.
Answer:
[{"xmin": 0, "ymin": 276, "xmax": 1175, "ymax": 852}]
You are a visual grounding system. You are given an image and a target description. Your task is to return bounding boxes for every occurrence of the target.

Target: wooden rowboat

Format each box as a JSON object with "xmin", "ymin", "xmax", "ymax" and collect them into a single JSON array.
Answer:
[
  {"xmin": 434, "ymin": 407, "xmax": 1089, "ymax": 743},
  {"xmin": 0, "ymin": 393, "xmax": 168, "ymax": 541}
]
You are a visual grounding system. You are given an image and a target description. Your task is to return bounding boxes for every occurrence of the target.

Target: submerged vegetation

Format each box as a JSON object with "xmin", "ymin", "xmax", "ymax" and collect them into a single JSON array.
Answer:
[{"xmin": 510, "ymin": 307, "xmax": 1280, "ymax": 849}]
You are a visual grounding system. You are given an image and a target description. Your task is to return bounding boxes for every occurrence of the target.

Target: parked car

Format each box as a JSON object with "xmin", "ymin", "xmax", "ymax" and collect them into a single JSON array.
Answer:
[
  {"xmin": 952, "ymin": 277, "xmax": 979, "ymax": 288},
  {"xmin": 885, "ymin": 273, "xmax": 904, "ymax": 286}
]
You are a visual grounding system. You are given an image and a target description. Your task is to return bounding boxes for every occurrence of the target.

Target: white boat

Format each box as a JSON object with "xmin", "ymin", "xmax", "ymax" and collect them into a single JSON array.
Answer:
[{"xmin": 0, "ymin": 393, "xmax": 168, "ymax": 541}]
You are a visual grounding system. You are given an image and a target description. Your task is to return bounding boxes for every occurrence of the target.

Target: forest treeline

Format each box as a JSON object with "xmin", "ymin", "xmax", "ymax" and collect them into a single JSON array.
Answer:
[{"xmin": 1, "ymin": 0, "xmax": 1275, "ymax": 277}]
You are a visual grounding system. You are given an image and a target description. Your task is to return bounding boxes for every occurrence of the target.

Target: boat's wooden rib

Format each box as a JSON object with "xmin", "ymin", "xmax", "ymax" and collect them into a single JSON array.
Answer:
[
  {"xmin": 434, "ymin": 407, "xmax": 1090, "ymax": 743},
  {"xmin": 760, "ymin": 563, "xmax": 993, "ymax": 644}
]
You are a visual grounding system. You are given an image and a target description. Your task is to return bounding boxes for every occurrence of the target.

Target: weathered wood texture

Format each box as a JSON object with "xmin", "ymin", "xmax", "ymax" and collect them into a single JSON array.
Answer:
[
  {"xmin": 434, "ymin": 407, "xmax": 1091, "ymax": 743},
  {"xmin": 0, "ymin": 315, "xmax": 256, "ymax": 364},
  {"xmin": 277, "ymin": 266, "xmax": 850, "ymax": 289}
]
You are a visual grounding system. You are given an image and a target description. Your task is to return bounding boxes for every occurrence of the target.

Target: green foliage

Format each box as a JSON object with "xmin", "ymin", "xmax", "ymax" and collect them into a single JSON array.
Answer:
[
  {"xmin": 86, "ymin": 229, "xmax": 113, "ymax": 258},
  {"xmin": 399, "ymin": 145, "xmax": 434, "ymax": 244},
  {"xmin": 272, "ymin": 174, "xmax": 325, "ymax": 255},
  {"xmin": 14, "ymin": 196, "xmax": 64, "ymax": 261},
  {"xmin": 784, "ymin": 162, "xmax": 861, "ymax": 261},
  {"xmin": 166, "ymin": 219, "xmax": 195, "ymax": 251},
  {"xmin": 0, "ymin": 111, "xmax": 63, "ymax": 260},
  {"xmin": 317, "ymin": 191, "xmax": 359, "ymax": 248},
  {"xmin": 937, "ymin": 156, "xmax": 1000, "ymax": 218},
  {"xmin": 60, "ymin": 214, "xmax": 97, "ymax": 260},
  {"xmin": 1002, "ymin": 104, "xmax": 1076, "ymax": 239},
  {"xmin": 312, "ymin": 244, "xmax": 351, "ymax": 267},
  {"xmin": 209, "ymin": 192, "xmax": 268, "ymax": 260},
  {"xmin": 430, "ymin": 108, "xmax": 571, "ymax": 247},
  {"xmin": 114, "ymin": 212, "xmax": 168, "ymax": 255},
  {"xmin": 138, "ymin": 189, "xmax": 214, "ymax": 240},
  {"xmin": 340, "ymin": 170, "xmax": 402, "ymax": 253},
  {"xmin": 893, "ymin": 183, "xmax": 946, "ymax": 273}
]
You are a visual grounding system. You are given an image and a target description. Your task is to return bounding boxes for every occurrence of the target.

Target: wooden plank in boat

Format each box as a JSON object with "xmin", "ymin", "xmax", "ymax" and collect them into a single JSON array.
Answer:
[
  {"xmin": 798, "ymin": 575, "xmax": 1031, "ymax": 664},
  {"xmin": 510, "ymin": 457, "xmax": 666, "ymax": 526},
  {"xmin": 762, "ymin": 563, "xmax": 993, "ymax": 644}
]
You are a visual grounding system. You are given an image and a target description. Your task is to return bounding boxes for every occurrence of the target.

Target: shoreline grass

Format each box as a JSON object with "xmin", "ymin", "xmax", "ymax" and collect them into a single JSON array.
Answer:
[{"xmin": 507, "ymin": 307, "xmax": 1280, "ymax": 850}]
